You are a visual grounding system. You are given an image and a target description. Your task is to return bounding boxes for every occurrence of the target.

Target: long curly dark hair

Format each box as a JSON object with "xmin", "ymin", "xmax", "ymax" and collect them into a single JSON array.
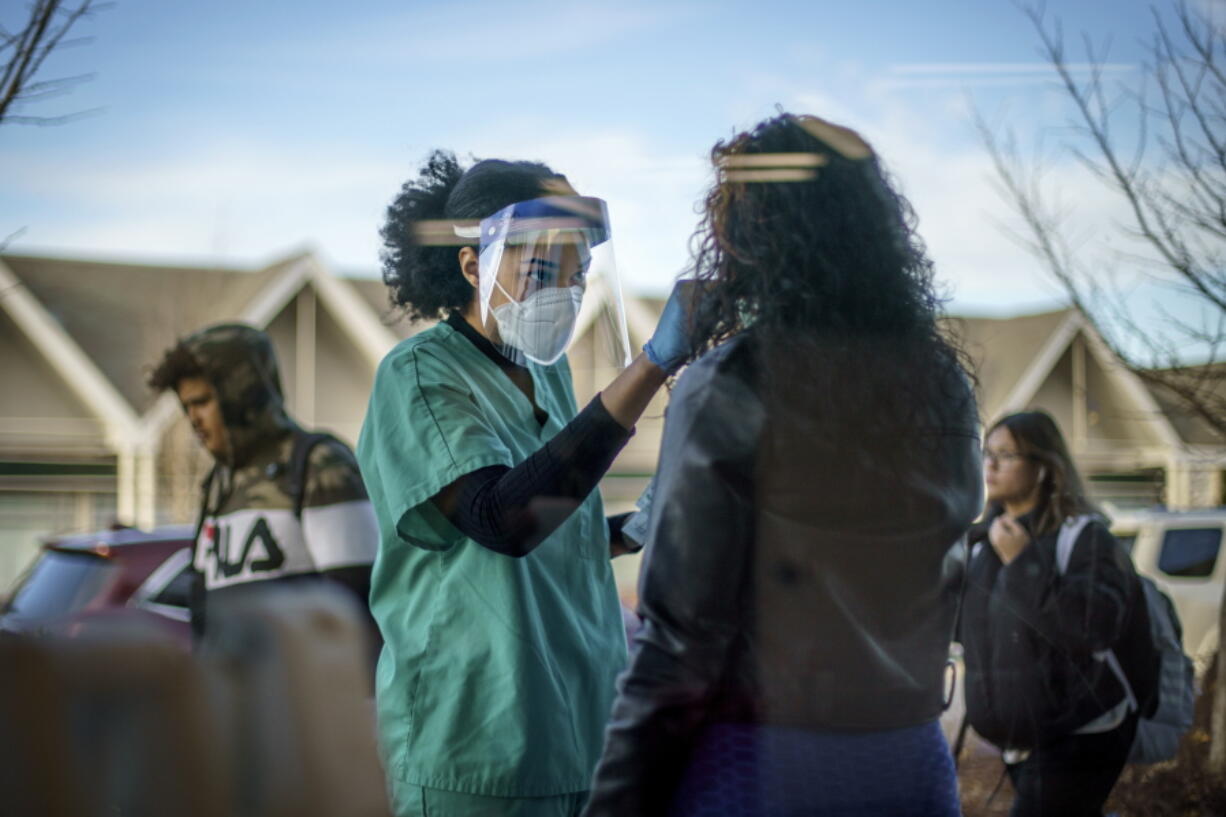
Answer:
[
  {"xmin": 380, "ymin": 150, "xmax": 565, "ymax": 321},
  {"xmin": 685, "ymin": 112, "xmax": 977, "ymax": 460}
]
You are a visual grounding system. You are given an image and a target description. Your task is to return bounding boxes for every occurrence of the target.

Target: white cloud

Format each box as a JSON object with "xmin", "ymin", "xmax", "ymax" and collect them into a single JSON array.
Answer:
[
  {"xmin": 0, "ymin": 142, "xmax": 398, "ymax": 268},
  {"xmin": 889, "ymin": 62, "xmax": 1135, "ymax": 75},
  {"xmin": 4, "ymin": 145, "xmax": 391, "ymax": 205},
  {"xmin": 0, "ymin": 45, "xmax": 1171, "ymax": 319},
  {"xmin": 1190, "ymin": 0, "xmax": 1226, "ymax": 35},
  {"xmin": 875, "ymin": 60, "xmax": 1136, "ymax": 92},
  {"xmin": 0, "ymin": 126, "xmax": 711, "ymax": 291},
  {"xmin": 790, "ymin": 72, "xmax": 1160, "ymax": 315},
  {"xmin": 285, "ymin": 0, "xmax": 698, "ymax": 67}
]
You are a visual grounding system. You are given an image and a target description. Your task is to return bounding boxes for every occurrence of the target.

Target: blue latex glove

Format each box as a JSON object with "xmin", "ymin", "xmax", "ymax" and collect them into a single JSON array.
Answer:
[{"xmin": 643, "ymin": 280, "xmax": 696, "ymax": 374}]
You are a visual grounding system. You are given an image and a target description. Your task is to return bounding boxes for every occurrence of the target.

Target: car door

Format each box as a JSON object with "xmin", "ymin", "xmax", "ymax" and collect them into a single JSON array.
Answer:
[
  {"xmin": 1149, "ymin": 522, "xmax": 1225, "ymax": 657},
  {"xmin": 129, "ymin": 547, "xmax": 194, "ymax": 642}
]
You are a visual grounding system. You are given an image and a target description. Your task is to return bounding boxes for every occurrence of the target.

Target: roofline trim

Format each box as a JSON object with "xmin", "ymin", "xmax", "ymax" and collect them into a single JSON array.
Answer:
[
  {"xmin": 240, "ymin": 254, "xmax": 315, "ymax": 327},
  {"xmin": 997, "ymin": 310, "xmax": 1083, "ymax": 417},
  {"xmin": 1078, "ymin": 315, "xmax": 1183, "ymax": 449},
  {"xmin": 0, "ymin": 258, "xmax": 140, "ymax": 445},
  {"xmin": 998, "ymin": 309, "xmax": 1182, "ymax": 449},
  {"xmin": 1180, "ymin": 444, "xmax": 1226, "ymax": 461},
  {"xmin": 305, "ymin": 255, "xmax": 399, "ymax": 367}
]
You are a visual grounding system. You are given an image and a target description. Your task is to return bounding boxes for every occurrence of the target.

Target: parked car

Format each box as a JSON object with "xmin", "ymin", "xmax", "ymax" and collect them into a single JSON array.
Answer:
[
  {"xmin": 0, "ymin": 525, "xmax": 195, "ymax": 648},
  {"xmin": 1111, "ymin": 508, "xmax": 1226, "ymax": 672}
]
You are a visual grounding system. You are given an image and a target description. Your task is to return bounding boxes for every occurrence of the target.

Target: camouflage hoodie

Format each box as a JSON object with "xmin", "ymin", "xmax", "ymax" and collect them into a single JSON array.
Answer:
[
  {"xmin": 186, "ymin": 324, "xmax": 378, "ymax": 593},
  {"xmin": 184, "ymin": 323, "xmax": 296, "ymax": 469}
]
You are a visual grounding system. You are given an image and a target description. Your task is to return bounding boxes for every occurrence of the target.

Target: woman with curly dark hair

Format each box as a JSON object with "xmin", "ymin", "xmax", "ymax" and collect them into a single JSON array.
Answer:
[
  {"xmin": 358, "ymin": 150, "xmax": 693, "ymax": 817},
  {"xmin": 582, "ymin": 113, "xmax": 983, "ymax": 816}
]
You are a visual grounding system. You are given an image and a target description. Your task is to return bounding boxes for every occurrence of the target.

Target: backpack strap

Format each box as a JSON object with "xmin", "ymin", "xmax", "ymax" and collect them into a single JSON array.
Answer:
[
  {"xmin": 192, "ymin": 465, "xmax": 218, "ymax": 552},
  {"xmin": 1055, "ymin": 513, "xmax": 1139, "ymax": 716},
  {"xmin": 288, "ymin": 431, "xmax": 339, "ymax": 518},
  {"xmin": 943, "ymin": 533, "xmax": 970, "ymax": 713},
  {"xmin": 1055, "ymin": 514, "xmax": 1095, "ymax": 575},
  {"xmin": 189, "ymin": 465, "xmax": 218, "ymax": 642}
]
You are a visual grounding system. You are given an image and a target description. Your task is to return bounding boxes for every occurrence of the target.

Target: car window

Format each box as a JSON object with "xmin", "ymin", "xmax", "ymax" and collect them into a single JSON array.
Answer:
[
  {"xmin": 1158, "ymin": 528, "xmax": 1222, "ymax": 578},
  {"xmin": 149, "ymin": 565, "xmax": 193, "ymax": 609},
  {"xmin": 4, "ymin": 550, "xmax": 116, "ymax": 619}
]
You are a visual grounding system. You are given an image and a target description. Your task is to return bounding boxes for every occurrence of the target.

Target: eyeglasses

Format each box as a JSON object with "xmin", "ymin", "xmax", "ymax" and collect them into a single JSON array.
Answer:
[{"xmin": 983, "ymin": 450, "xmax": 1030, "ymax": 467}]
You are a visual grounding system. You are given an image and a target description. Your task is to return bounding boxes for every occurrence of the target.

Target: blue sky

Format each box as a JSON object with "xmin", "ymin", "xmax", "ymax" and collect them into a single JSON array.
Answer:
[{"xmin": 0, "ymin": 0, "xmax": 1208, "ymax": 317}]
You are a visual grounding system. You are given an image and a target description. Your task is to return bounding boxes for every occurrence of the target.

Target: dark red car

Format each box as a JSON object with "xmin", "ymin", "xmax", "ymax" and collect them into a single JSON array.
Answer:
[{"xmin": 0, "ymin": 525, "xmax": 195, "ymax": 647}]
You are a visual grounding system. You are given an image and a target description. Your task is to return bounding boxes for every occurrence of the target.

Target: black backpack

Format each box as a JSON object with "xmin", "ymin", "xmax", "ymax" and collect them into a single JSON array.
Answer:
[
  {"xmin": 1123, "ymin": 578, "xmax": 1195, "ymax": 763},
  {"xmin": 1057, "ymin": 516, "xmax": 1194, "ymax": 763},
  {"xmin": 194, "ymin": 431, "xmax": 339, "ymax": 534}
]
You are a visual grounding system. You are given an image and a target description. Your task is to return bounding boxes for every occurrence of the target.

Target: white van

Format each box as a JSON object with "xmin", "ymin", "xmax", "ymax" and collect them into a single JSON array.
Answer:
[{"xmin": 1111, "ymin": 508, "xmax": 1225, "ymax": 673}]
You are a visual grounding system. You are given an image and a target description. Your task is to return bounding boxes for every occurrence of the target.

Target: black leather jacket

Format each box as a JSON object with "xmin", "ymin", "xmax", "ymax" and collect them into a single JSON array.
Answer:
[
  {"xmin": 583, "ymin": 334, "xmax": 983, "ymax": 816},
  {"xmin": 960, "ymin": 510, "xmax": 1136, "ymax": 749}
]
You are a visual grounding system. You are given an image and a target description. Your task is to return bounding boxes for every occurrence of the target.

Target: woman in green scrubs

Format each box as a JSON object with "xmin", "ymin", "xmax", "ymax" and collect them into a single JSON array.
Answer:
[{"xmin": 358, "ymin": 151, "xmax": 689, "ymax": 817}]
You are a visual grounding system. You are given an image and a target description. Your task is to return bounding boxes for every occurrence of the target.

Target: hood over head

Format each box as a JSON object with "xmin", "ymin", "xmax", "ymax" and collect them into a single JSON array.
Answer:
[{"xmin": 181, "ymin": 323, "xmax": 296, "ymax": 466}]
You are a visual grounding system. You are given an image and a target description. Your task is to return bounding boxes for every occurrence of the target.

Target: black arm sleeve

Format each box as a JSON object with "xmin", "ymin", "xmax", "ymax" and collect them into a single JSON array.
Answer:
[
  {"xmin": 445, "ymin": 395, "xmax": 632, "ymax": 557},
  {"xmin": 188, "ymin": 568, "xmax": 207, "ymax": 644},
  {"xmin": 607, "ymin": 511, "xmax": 634, "ymax": 551}
]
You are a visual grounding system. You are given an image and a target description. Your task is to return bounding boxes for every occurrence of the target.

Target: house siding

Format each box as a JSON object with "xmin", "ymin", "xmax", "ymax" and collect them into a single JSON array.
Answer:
[{"xmin": 2, "ymin": 254, "xmax": 1223, "ymax": 596}]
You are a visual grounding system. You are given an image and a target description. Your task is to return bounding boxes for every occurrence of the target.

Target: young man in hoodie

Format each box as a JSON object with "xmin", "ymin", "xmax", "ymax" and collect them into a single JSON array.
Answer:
[{"xmin": 148, "ymin": 323, "xmax": 379, "ymax": 646}]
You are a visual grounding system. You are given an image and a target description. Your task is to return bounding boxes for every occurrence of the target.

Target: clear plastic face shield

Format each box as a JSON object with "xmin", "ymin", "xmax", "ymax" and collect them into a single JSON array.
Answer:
[{"xmin": 455, "ymin": 196, "xmax": 632, "ymax": 368}]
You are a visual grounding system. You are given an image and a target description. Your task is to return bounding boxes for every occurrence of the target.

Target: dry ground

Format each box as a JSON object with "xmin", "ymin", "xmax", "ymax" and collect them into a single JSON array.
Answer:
[{"xmin": 956, "ymin": 660, "xmax": 1226, "ymax": 817}]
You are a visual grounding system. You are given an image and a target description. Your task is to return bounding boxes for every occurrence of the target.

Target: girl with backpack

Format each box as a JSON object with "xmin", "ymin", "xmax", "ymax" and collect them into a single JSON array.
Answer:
[{"xmin": 961, "ymin": 411, "xmax": 1148, "ymax": 817}]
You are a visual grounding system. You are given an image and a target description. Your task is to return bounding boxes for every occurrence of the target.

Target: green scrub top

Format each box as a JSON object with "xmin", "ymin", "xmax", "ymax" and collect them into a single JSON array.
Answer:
[{"xmin": 357, "ymin": 321, "xmax": 627, "ymax": 798}]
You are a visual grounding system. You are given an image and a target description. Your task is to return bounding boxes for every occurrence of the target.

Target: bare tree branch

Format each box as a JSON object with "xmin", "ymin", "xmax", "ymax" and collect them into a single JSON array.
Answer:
[
  {"xmin": 0, "ymin": 0, "xmax": 107, "ymax": 127},
  {"xmin": 5, "ymin": 107, "xmax": 102, "ymax": 125},
  {"xmin": 983, "ymin": 0, "xmax": 1226, "ymax": 443},
  {"xmin": 0, "ymin": 227, "xmax": 28, "ymax": 252},
  {"xmin": 0, "ymin": 1, "xmax": 108, "ymax": 251}
]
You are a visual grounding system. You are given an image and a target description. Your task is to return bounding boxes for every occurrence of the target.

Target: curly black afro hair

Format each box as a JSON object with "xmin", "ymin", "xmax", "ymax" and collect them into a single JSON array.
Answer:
[
  {"xmin": 379, "ymin": 150, "xmax": 565, "ymax": 322},
  {"xmin": 684, "ymin": 112, "xmax": 978, "ymax": 468}
]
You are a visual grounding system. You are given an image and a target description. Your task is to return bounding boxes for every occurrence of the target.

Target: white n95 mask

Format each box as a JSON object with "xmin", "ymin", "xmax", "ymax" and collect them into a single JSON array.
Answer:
[{"xmin": 491, "ymin": 283, "xmax": 584, "ymax": 366}]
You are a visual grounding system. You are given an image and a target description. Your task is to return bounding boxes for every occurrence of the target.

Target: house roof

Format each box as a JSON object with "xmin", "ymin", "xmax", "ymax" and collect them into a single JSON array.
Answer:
[
  {"xmin": 621, "ymin": 300, "xmax": 1196, "ymax": 447},
  {"xmin": 945, "ymin": 309, "xmax": 1076, "ymax": 422},
  {"xmin": 1, "ymin": 249, "xmax": 1217, "ymax": 452},
  {"xmin": 1, "ymin": 253, "xmax": 428, "ymax": 420},
  {"xmin": 344, "ymin": 276, "xmax": 423, "ymax": 340},
  {"xmin": 4, "ymin": 253, "xmax": 293, "ymax": 415},
  {"xmin": 623, "ymin": 299, "xmax": 1077, "ymax": 425},
  {"xmin": 1145, "ymin": 363, "xmax": 1226, "ymax": 446},
  {"xmin": 629, "ymin": 297, "xmax": 1076, "ymax": 425}
]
